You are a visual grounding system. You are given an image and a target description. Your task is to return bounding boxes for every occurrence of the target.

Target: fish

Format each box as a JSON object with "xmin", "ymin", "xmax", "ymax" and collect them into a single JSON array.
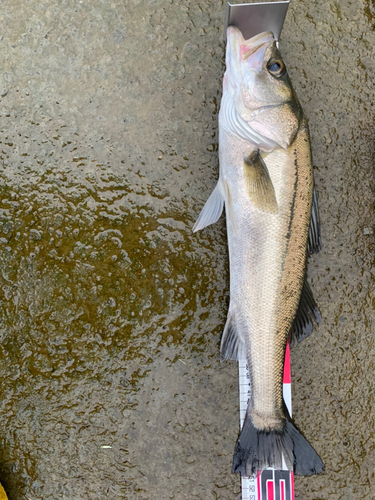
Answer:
[{"xmin": 193, "ymin": 27, "xmax": 324, "ymax": 476}]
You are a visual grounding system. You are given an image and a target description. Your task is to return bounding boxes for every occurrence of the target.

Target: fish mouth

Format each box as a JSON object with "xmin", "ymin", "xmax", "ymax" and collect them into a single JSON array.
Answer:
[
  {"xmin": 226, "ymin": 27, "xmax": 275, "ymax": 73},
  {"xmin": 239, "ymin": 31, "xmax": 275, "ymax": 60}
]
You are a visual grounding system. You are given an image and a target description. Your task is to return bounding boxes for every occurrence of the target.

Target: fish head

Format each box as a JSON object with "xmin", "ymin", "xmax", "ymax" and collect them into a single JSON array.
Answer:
[{"xmin": 223, "ymin": 27, "xmax": 302, "ymax": 150}]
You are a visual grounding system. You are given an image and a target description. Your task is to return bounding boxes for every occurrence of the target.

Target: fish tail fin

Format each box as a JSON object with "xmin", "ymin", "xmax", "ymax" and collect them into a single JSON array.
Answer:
[{"xmin": 232, "ymin": 408, "xmax": 324, "ymax": 477}]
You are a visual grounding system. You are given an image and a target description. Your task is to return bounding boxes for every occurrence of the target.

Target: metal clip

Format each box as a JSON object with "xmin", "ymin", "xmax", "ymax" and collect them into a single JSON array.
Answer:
[{"xmin": 224, "ymin": 1, "xmax": 290, "ymax": 44}]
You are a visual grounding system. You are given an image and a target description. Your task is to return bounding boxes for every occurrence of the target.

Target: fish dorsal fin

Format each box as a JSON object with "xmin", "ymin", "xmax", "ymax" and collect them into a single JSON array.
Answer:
[
  {"xmin": 289, "ymin": 279, "xmax": 321, "ymax": 346},
  {"xmin": 307, "ymin": 185, "xmax": 322, "ymax": 255},
  {"xmin": 220, "ymin": 312, "xmax": 244, "ymax": 361},
  {"xmin": 243, "ymin": 150, "xmax": 278, "ymax": 213},
  {"xmin": 193, "ymin": 181, "xmax": 224, "ymax": 232}
]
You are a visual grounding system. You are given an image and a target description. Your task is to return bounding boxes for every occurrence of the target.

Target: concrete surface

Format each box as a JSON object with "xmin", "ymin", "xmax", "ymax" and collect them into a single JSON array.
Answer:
[{"xmin": 0, "ymin": 0, "xmax": 373, "ymax": 498}]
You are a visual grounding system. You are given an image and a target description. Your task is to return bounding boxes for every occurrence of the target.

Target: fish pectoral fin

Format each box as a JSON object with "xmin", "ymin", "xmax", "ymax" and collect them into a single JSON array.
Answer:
[
  {"xmin": 289, "ymin": 279, "xmax": 321, "ymax": 346},
  {"xmin": 193, "ymin": 180, "xmax": 224, "ymax": 232},
  {"xmin": 307, "ymin": 185, "xmax": 322, "ymax": 254},
  {"xmin": 243, "ymin": 150, "xmax": 278, "ymax": 213},
  {"xmin": 220, "ymin": 313, "xmax": 244, "ymax": 361}
]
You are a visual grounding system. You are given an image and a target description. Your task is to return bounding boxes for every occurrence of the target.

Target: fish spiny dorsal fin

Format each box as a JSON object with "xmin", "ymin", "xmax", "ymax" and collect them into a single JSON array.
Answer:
[
  {"xmin": 289, "ymin": 279, "xmax": 321, "ymax": 346},
  {"xmin": 307, "ymin": 185, "xmax": 322, "ymax": 254},
  {"xmin": 243, "ymin": 150, "xmax": 278, "ymax": 213}
]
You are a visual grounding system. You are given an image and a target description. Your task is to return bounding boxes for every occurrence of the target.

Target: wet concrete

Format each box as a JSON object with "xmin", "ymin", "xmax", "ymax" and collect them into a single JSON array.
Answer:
[{"xmin": 0, "ymin": 0, "xmax": 373, "ymax": 498}]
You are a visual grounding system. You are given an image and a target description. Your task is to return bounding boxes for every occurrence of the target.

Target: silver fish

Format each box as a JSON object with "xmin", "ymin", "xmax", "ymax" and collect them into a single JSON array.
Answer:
[{"xmin": 194, "ymin": 27, "xmax": 324, "ymax": 476}]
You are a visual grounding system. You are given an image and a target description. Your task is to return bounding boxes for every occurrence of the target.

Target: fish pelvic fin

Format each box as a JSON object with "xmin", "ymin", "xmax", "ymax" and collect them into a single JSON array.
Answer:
[
  {"xmin": 232, "ymin": 407, "xmax": 324, "ymax": 477},
  {"xmin": 193, "ymin": 181, "xmax": 224, "ymax": 232},
  {"xmin": 193, "ymin": 179, "xmax": 237, "ymax": 233},
  {"xmin": 243, "ymin": 150, "xmax": 278, "ymax": 213},
  {"xmin": 289, "ymin": 278, "xmax": 321, "ymax": 346},
  {"xmin": 307, "ymin": 185, "xmax": 322, "ymax": 254},
  {"xmin": 220, "ymin": 312, "xmax": 244, "ymax": 361}
]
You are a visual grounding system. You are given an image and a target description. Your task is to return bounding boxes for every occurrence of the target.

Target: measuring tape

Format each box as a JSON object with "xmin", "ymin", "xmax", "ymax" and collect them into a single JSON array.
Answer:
[{"xmin": 239, "ymin": 342, "xmax": 294, "ymax": 500}]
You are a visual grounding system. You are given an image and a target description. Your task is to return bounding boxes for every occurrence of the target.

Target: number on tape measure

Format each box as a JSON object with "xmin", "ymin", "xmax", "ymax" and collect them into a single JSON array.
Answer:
[{"xmin": 260, "ymin": 470, "xmax": 293, "ymax": 500}]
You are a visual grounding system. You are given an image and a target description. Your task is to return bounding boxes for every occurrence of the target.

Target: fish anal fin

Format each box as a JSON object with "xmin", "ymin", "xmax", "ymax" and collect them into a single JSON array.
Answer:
[
  {"xmin": 220, "ymin": 313, "xmax": 243, "ymax": 361},
  {"xmin": 307, "ymin": 185, "xmax": 322, "ymax": 254},
  {"xmin": 289, "ymin": 279, "xmax": 321, "ymax": 346},
  {"xmin": 193, "ymin": 181, "xmax": 224, "ymax": 233},
  {"xmin": 243, "ymin": 150, "xmax": 278, "ymax": 213}
]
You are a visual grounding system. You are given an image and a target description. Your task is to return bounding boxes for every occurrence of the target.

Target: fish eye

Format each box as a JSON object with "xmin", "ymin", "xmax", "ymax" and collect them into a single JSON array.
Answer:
[{"xmin": 267, "ymin": 60, "xmax": 285, "ymax": 77}]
